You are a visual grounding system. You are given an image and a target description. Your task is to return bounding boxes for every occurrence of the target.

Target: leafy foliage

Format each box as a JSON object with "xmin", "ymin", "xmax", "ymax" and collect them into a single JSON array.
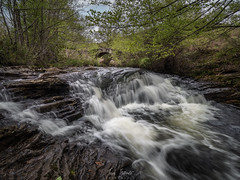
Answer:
[
  {"xmin": 1, "ymin": 0, "xmax": 239, "ymax": 68},
  {"xmin": 0, "ymin": 0, "xmax": 86, "ymax": 66},
  {"xmin": 56, "ymin": 176, "xmax": 62, "ymax": 180},
  {"xmin": 87, "ymin": 0, "xmax": 240, "ymax": 68}
]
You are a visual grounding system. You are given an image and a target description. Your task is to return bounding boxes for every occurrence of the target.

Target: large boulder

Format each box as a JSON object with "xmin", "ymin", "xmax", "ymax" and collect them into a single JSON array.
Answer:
[{"xmin": 0, "ymin": 123, "xmax": 138, "ymax": 180}]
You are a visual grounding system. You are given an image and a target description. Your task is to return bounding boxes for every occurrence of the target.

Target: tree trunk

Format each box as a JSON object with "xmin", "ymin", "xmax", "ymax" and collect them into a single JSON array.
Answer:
[
  {"xmin": 16, "ymin": 9, "xmax": 24, "ymax": 45},
  {"xmin": 0, "ymin": 0, "xmax": 13, "ymax": 44},
  {"xmin": 11, "ymin": 0, "xmax": 18, "ymax": 49},
  {"xmin": 22, "ymin": 0, "xmax": 29, "ymax": 47},
  {"xmin": 39, "ymin": 0, "xmax": 45, "ymax": 61}
]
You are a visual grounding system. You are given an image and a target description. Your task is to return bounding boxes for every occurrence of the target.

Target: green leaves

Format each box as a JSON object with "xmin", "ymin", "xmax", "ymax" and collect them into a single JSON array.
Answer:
[
  {"xmin": 56, "ymin": 176, "xmax": 62, "ymax": 180},
  {"xmin": 85, "ymin": 0, "xmax": 240, "ymax": 68}
]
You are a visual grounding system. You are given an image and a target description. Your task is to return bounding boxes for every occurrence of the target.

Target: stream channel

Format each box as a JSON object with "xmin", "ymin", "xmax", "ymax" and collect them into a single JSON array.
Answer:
[{"xmin": 0, "ymin": 67, "xmax": 240, "ymax": 180}]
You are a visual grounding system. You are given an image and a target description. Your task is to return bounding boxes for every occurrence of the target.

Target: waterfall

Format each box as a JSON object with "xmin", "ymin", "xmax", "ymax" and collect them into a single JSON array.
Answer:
[
  {"xmin": 0, "ymin": 67, "xmax": 239, "ymax": 180},
  {"xmin": 69, "ymin": 68, "xmax": 240, "ymax": 180}
]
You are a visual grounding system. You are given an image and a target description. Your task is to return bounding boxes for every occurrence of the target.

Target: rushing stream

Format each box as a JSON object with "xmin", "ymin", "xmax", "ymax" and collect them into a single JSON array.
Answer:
[{"xmin": 0, "ymin": 67, "xmax": 240, "ymax": 180}]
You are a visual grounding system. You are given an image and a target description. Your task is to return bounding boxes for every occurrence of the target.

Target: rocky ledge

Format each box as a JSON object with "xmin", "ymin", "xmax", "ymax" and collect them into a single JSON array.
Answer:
[
  {"xmin": 0, "ymin": 66, "xmax": 240, "ymax": 180},
  {"xmin": 0, "ymin": 67, "xmax": 139, "ymax": 180},
  {"xmin": 0, "ymin": 123, "xmax": 137, "ymax": 180}
]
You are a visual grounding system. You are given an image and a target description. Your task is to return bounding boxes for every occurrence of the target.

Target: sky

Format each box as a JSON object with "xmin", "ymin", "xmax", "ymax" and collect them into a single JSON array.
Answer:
[
  {"xmin": 80, "ymin": 2, "xmax": 110, "ymax": 16},
  {"xmin": 84, "ymin": 5, "xmax": 109, "ymax": 13},
  {"xmin": 78, "ymin": 2, "xmax": 110, "ymax": 38}
]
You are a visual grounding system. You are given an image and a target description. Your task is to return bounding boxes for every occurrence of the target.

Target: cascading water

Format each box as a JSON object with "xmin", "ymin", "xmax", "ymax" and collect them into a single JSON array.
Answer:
[{"xmin": 0, "ymin": 67, "xmax": 240, "ymax": 180}]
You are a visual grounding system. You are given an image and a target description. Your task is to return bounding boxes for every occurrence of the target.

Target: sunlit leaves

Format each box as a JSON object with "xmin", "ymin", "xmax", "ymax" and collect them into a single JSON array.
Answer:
[{"xmin": 87, "ymin": 0, "xmax": 239, "ymax": 66}]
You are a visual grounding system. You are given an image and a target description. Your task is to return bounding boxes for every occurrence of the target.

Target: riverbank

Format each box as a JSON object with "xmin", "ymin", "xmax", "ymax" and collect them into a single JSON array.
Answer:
[
  {"xmin": 152, "ymin": 30, "xmax": 240, "ymax": 107},
  {"xmin": 164, "ymin": 52, "xmax": 240, "ymax": 107}
]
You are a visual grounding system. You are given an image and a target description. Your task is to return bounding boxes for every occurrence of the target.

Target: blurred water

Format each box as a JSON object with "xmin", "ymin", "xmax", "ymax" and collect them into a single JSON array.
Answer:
[{"xmin": 0, "ymin": 68, "xmax": 239, "ymax": 179}]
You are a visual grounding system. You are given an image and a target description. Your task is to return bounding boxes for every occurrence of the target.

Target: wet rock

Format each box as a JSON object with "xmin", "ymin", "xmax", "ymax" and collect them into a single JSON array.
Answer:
[
  {"xmin": 98, "ymin": 71, "xmax": 113, "ymax": 90},
  {"xmin": 0, "ymin": 71, "xmax": 21, "ymax": 77},
  {"xmin": 84, "ymin": 67, "xmax": 98, "ymax": 71},
  {"xmin": 205, "ymin": 103, "xmax": 240, "ymax": 142},
  {"xmin": 0, "ymin": 123, "xmax": 138, "ymax": 180},
  {"xmin": 181, "ymin": 77, "xmax": 240, "ymax": 108},
  {"xmin": 42, "ymin": 96, "xmax": 65, "ymax": 104},
  {"xmin": 46, "ymin": 67, "xmax": 61, "ymax": 72},
  {"xmin": 35, "ymin": 97, "xmax": 84, "ymax": 122},
  {"xmin": 36, "ymin": 98, "xmax": 77, "ymax": 113},
  {"xmin": 7, "ymin": 77, "xmax": 69, "ymax": 99},
  {"xmin": 166, "ymin": 145, "xmax": 230, "ymax": 180},
  {"xmin": 0, "ymin": 112, "xmax": 4, "ymax": 120},
  {"xmin": 0, "ymin": 66, "xmax": 41, "ymax": 80},
  {"xmin": 0, "ymin": 67, "xmax": 140, "ymax": 179},
  {"xmin": 65, "ymin": 112, "xmax": 83, "ymax": 122},
  {"xmin": 38, "ymin": 68, "xmax": 67, "ymax": 78},
  {"xmin": 203, "ymin": 88, "xmax": 240, "ymax": 107}
]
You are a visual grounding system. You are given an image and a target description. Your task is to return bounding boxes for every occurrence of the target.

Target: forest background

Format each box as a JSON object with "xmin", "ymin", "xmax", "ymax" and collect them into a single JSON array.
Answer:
[{"xmin": 0, "ymin": 0, "xmax": 240, "ymax": 87}]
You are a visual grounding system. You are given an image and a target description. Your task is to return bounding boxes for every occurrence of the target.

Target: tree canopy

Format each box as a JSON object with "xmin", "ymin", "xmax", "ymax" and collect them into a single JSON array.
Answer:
[
  {"xmin": 87, "ymin": 0, "xmax": 240, "ymax": 66},
  {"xmin": 0, "ymin": 0, "xmax": 86, "ymax": 65},
  {"xmin": 0, "ymin": 0, "xmax": 239, "ymax": 67}
]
